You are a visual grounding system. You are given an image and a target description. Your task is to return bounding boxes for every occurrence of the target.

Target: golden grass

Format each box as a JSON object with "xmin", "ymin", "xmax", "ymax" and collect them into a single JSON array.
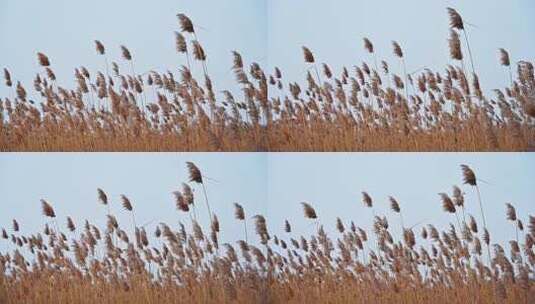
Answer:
[
  {"xmin": 1, "ymin": 163, "xmax": 534, "ymax": 303},
  {"xmin": 1, "ymin": 9, "xmax": 534, "ymax": 151}
]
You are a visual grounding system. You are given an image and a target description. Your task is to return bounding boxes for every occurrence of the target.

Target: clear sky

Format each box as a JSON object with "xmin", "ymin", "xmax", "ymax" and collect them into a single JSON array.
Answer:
[
  {"xmin": 1, "ymin": 153, "xmax": 533, "ymax": 253},
  {"xmin": 2, "ymin": 0, "xmax": 534, "ymax": 102}
]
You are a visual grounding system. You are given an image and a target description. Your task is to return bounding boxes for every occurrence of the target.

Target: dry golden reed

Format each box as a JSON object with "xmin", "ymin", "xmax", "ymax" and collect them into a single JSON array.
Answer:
[
  {"xmin": 0, "ymin": 9, "xmax": 534, "ymax": 152},
  {"xmin": 0, "ymin": 163, "xmax": 534, "ymax": 303}
]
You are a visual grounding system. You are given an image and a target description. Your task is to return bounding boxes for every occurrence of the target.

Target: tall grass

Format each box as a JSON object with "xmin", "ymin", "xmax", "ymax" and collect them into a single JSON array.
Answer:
[
  {"xmin": 0, "ymin": 162, "xmax": 534, "ymax": 303},
  {"xmin": 0, "ymin": 9, "xmax": 534, "ymax": 151}
]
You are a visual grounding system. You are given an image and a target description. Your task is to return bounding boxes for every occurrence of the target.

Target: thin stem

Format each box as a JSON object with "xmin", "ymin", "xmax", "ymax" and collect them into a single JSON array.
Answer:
[
  {"xmin": 54, "ymin": 220, "xmax": 60, "ymax": 237},
  {"xmin": 402, "ymin": 58, "xmax": 409, "ymax": 102},
  {"xmin": 370, "ymin": 207, "xmax": 379, "ymax": 255},
  {"xmin": 103, "ymin": 56, "xmax": 110, "ymax": 112},
  {"xmin": 244, "ymin": 219, "xmax": 248, "ymax": 243},
  {"xmin": 454, "ymin": 212, "xmax": 462, "ymax": 233},
  {"xmin": 185, "ymin": 50, "xmax": 192, "ymax": 72},
  {"xmin": 475, "ymin": 185, "xmax": 487, "ymax": 229},
  {"xmin": 313, "ymin": 64, "xmax": 322, "ymax": 92},
  {"xmin": 201, "ymin": 183, "xmax": 212, "ymax": 225},
  {"xmin": 475, "ymin": 185, "xmax": 491, "ymax": 264},
  {"xmin": 462, "ymin": 29, "xmax": 476, "ymax": 76},
  {"xmin": 130, "ymin": 61, "xmax": 145, "ymax": 113},
  {"xmin": 508, "ymin": 65, "xmax": 513, "ymax": 88},
  {"xmin": 459, "ymin": 59, "xmax": 473, "ymax": 109},
  {"xmin": 131, "ymin": 212, "xmax": 137, "ymax": 233},
  {"xmin": 193, "ymin": 32, "xmax": 208, "ymax": 77},
  {"xmin": 192, "ymin": 204, "xmax": 198, "ymax": 221}
]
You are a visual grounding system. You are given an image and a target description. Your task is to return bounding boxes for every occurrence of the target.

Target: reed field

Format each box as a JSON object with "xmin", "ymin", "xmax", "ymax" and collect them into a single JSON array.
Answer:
[
  {"xmin": 0, "ymin": 162, "xmax": 533, "ymax": 303},
  {"xmin": 0, "ymin": 8, "xmax": 534, "ymax": 151}
]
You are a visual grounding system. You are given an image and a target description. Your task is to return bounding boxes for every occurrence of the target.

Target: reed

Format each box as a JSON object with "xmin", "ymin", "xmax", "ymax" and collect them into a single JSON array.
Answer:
[
  {"xmin": 1, "ymin": 10, "xmax": 534, "ymax": 152},
  {"xmin": 0, "ymin": 166, "xmax": 535, "ymax": 303},
  {"xmin": 0, "ymin": 163, "xmax": 533, "ymax": 303}
]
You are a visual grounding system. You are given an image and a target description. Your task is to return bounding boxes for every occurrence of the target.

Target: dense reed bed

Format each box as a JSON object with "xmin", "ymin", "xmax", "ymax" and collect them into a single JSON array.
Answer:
[
  {"xmin": 0, "ymin": 163, "xmax": 534, "ymax": 303},
  {"xmin": 0, "ymin": 8, "xmax": 534, "ymax": 151}
]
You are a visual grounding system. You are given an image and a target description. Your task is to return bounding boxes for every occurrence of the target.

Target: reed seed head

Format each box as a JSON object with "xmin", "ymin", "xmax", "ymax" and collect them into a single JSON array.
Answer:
[
  {"xmin": 362, "ymin": 192, "xmax": 373, "ymax": 208},
  {"xmin": 461, "ymin": 165, "xmax": 477, "ymax": 186},
  {"xmin": 449, "ymin": 30, "xmax": 463, "ymax": 61},
  {"xmin": 41, "ymin": 199, "xmax": 56, "ymax": 218},
  {"xmin": 177, "ymin": 14, "xmax": 195, "ymax": 33},
  {"xmin": 505, "ymin": 203, "xmax": 516, "ymax": 222},
  {"xmin": 121, "ymin": 195, "xmax": 133, "ymax": 211},
  {"xmin": 363, "ymin": 38, "xmax": 374, "ymax": 54},
  {"xmin": 301, "ymin": 202, "xmax": 317, "ymax": 219},
  {"xmin": 120, "ymin": 46, "xmax": 132, "ymax": 61},
  {"xmin": 392, "ymin": 41, "xmax": 403, "ymax": 58},
  {"xmin": 97, "ymin": 188, "xmax": 108, "ymax": 205},
  {"xmin": 447, "ymin": 8, "xmax": 464, "ymax": 30},
  {"xmin": 234, "ymin": 203, "xmax": 245, "ymax": 220},
  {"xmin": 389, "ymin": 196, "xmax": 400, "ymax": 213},
  {"xmin": 499, "ymin": 48, "xmax": 510, "ymax": 67},
  {"xmin": 95, "ymin": 40, "xmax": 105, "ymax": 55},
  {"xmin": 302, "ymin": 46, "xmax": 315, "ymax": 63},
  {"xmin": 175, "ymin": 32, "xmax": 188, "ymax": 54},
  {"xmin": 186, "ymin": 162, "xmax": 203, "ymax": 184},
  {"xmin": 37, "ymin": 52, "xmax": 50, "ymax": 67},
  {"xmin": 439, "ymin": 193, "xmax": 456, "ymax": 213}
]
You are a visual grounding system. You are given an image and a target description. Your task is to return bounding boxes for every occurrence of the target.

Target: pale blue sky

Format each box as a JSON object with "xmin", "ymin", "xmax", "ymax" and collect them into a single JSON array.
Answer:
[
  {"xmin": 1, "ymin": 0, "xmax": 534, "ymax": 102},
  {"xmin": 0, "ymin": 153, "xmax": 533, "ymax": 253}
]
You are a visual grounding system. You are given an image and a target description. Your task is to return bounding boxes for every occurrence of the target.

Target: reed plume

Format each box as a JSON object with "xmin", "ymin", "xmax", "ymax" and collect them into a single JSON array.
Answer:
[
  {"xmin": 302, "ymin": 46, "xmax": 315, "ymax": 63},
  {"xmin": 186, "ymin": 162, "xmax": 203, "ymax": 184},
  {"xmin": 97, "ymin": 188, "xmax": 108, "ymax": 205},
  {"xmin": 362, "ymin": 192, "xmax": 373, "ymax": 208},
  {"xmin": 506, "ymin": 203, "xmax": 519, "ymax": 242},
  {"xmin": 449, "ymin": 30, "xmax": 463, "ymax": 61},
  {"xmin": 1, "ymin": 10, "xmax": 534, "ymax": 152},
  {"xmin": 499, "ymin": 48, "xmax": 510, "ymax": 67},
  {"xmin": 392, "ymin": 41, "xmax": 403, "ymax": 58},
  {"xmin": 284, "ymin": 219, "xmax": 291, "ymax": 233},
  {"xmin": 461, "ymin": 164, "xmax": 490, "ymax": 263},
  {"xmin": 66, "ymin": 216, "xmax": 76, "ymax": 232},
  {"xmin": 94, "ymin": 40, "xmax": 105, "ymax": 55},
  {"xmin": 234, "ymin": 203, "xmax": 245, "ymax": 220},
  {"xmin": 37, "ymin": 52, "xmax": 50, "ymax": 67},
  {"xmin": 447, "ymin": 8, "xmax": 475, "ymax": 75},
  {"xmin": 175, "ymin": 32, "xmax": 188, "ymax": 54},
  {"xmin": 177, "ymin": 13, "xmax": 195, "ymax": 33},
  {"xmin": 301, "ymin": 202, "xmax": 317, "ymax": 219},
  {"xmin": 0, "ymin": 164, "xmax": 533, "ymax": 303},
  {"xmin": 439, "ymin": 193, "xmax": 456, "ymax": 214},
  {"xmin": 120, "ymin": 46, "xmax": 132, "ymax": 61},
  {"xmin": 186, "ymin": 162, "xmax": 212, "ymax": 225},
  {"xmin": 363, "ymin": 38, "xmax": 374, "ymax": 54},
  {"xmin": 499, "ymin": 48, "xmax": 513, "ymax": 86},
  {"xmin": 41, "ymin": 199, "xmax": 55, "ymax": 218},
  {"xmin": 234, "ymin": 203, "xmax": 248, "ymax": 242},
  {"xmin": 3, "ymin": 68, "xmax": 12, "ymax": 87}
]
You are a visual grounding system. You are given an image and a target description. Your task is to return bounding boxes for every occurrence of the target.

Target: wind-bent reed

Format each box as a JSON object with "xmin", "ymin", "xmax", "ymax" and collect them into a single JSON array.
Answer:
[
  {"xmin": 1, "ymin": 163, "xmax": 534, "ymax": 303},
  {"xmin": 1, "ymin": 9, "xmax": 534, "ymax": 152}
]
